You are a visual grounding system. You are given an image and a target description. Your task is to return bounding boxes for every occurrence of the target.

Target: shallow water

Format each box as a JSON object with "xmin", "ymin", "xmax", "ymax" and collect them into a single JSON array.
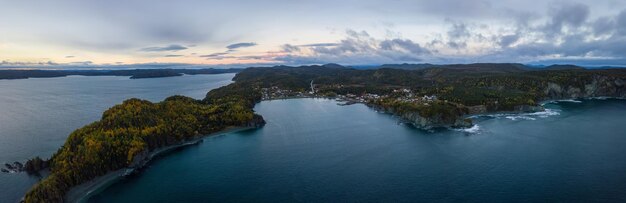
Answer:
[
  {"xmin": 90, "ymin": 98, "xmax": 626, "ymax": 202},
  {"xmin": 0, "ymin": 74, "xmax": 234, "ymax": 203}
]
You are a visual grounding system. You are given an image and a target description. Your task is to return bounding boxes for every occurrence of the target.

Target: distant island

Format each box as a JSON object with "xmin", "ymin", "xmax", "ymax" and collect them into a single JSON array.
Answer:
[
  {"xmin": 20, "ymin": 63, "xmax": 626, "ymax": 202},
  {"xmin": 0, "ymin": 68, "xmax": 242, "ymax": 80}
]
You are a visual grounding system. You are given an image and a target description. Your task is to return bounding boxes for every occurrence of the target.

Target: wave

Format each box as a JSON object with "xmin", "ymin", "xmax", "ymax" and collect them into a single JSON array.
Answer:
[
  {"xmin": 584, "ymin": 96, "xmax": 619, "ymax": 100},
  {"xmin": 472, "ymin": 108, "xmax": 561, "ymax": 121},
  {"xmin": 526, "ymin": 108, "xmax": 560, "ymax": 118},
  {"xmin": 558, "ymin": 99, "xmax": 582, "ymax": 103},
  {"xmin": 505, "ymin": 116, "xmax": 536, "ymax": 121},
  {"xmin": 456, "ymin": 124, "xmax": 480, "ymax": 134},
  {"xmin": 542, "ymin": 99, "xmax": 582, "ymax": 105}
]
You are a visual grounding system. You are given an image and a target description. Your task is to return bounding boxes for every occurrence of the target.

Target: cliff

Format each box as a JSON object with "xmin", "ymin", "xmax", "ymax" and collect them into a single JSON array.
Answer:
[
  {"xmin": 370, "ymin": 76, "xmax": 624, "ymax": 130},
  {"xmin": 544, "ymin": 76, "xmax": 625, "ymax": 100},
  {"xmin": 368, "ymin": 102, "xmax": 472, "ymax": 130}
]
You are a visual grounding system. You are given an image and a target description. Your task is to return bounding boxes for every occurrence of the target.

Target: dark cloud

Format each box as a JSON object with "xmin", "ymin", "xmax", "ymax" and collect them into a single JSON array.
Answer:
[
  {"xmin": 281, "ymin": 44, "xmax": 301, "ymax": 52},
  {"xmin": 300, "ymin": 43, "xmax": 339, "ymax": 47},
  {"xmin": 379, "ymin": 39, "xmax": 430, "ymax": 55},
  {"xmin": 200, "ymin": 52, "xmax": 235, "ymax": 60},
  {"xmin": 139, "ymin": 44, "xmax": 188, "ymax": 52},
  {"xmin": 445, "ymin": 21, "xmax": 471, "ymax": 49},
  {"xmin": 543, "ymin": 3, "xmax": 590, "ymax": 36},
  {"xmin": 226, "ymin": 42, "xmax": 257, "ymax": 50},
  {"xmin": 237, "ymin": 55, "xmax": 266, "ymax": 60},
  {"xmin": 0, "ymin": 60, "xmax": 59, "ymax": 66},
  {"xmin": 617, "ymin": 10, "xmax": 626, "ymax": 36},
  {"xmin": 447, "ymin": 41, "xmax": 467, "ymax": 49},
  {"xmin": 592, "ymin": 17, "xmax": 615, "ymax": 36},
  {"xmin": 447, "ymin": 22, "xmax": 471, "ymax": 39},
  {"xmin": 164, "ymin": 54, "xmax": 183, "ymax": 57},
  {"xmin": 199, "ymin": 52, "xmax": 228, "ymax": 58},
  {"xmin": 498, "ymin": 34, "xmax": 519, "ymax": 47}
]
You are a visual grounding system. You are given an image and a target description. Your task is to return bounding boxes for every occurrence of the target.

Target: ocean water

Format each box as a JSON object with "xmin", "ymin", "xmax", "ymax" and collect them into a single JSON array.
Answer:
[
  {"xmin": 89, "ymin": 98, "xmax": 626, "ymax": 202},
  {"xmin": 0, "ymin": 74, "xmax": 235, "ymax": 203}
]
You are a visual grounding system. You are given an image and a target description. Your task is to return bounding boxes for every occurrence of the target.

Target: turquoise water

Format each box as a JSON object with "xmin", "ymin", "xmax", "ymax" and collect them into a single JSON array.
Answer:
[
  {"xmin": 0, "ymin": 74, "xmax": 235, "ymax": 203},
  {"xmin": 89, "ymin": 98, "xmax": 626, "ymax": 202}
]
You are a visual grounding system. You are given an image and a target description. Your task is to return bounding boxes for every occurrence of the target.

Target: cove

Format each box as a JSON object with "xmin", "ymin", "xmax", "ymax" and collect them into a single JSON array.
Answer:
[{"xmin": 89, "ymin": 98, "xmax": 626, "ymax": 202}]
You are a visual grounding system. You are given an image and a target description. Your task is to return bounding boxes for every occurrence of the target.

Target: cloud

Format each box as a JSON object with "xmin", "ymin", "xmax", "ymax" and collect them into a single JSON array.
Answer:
[
  {"xmin": 275, "ymin": 30, "xmax": 431, "ymax": 65},
  {"xmin": 3, "ymin": 1, "xmax": 626, "ymax": 66},
  {"xmin": 280, "ymin": 43, "xmax": 340, "ymax": 53},
  {"xmin": 164, "ymin": 54, "xmax": 183, "ymax": 57},
  {"xmin": 617, "ymin": 10, "xmax": 626, "ymax": 36},
  {"xmin": 300, "ymin": 43, "xmax": 339, "ymax": 47},
  {"xmin": 379, "ymin": 39, "xmax": 430, "ymax": 55},
  {"xmin": 447, "ymin": 21, "xmax": 471, "ymax": 39},
  {"xmin": 281, "ymin": 44, "xmax": 301, "ymax": 52},
  {"xmin": 0, "ymin": 60, "xmax": 59, "ymax": 66},
  {"xmin": 498, "ymin": 34, "xmax": 519, "ymax": 47},
  {"xmin": 199, "ymin": 52, "xmax": 228, "ymax": 57},
  {"xmin": 226, "ymin": 42, "xmax": 257, "ymax": 50},
  {"xmin": 444, "ymin": 21, "xmax": 472, "ymax": 49},
  {"xmin": 592, "ymin": 17, "xmax": 615, "ymax": 36},
  {"xmin": 69, "ymin": 61, "xmax": 93, "ymax": 65},
  {"xmin": 543, "ymin": 3, "xmax": 590, "ymax": 37},
  {"xmin": 139, "ymin": 44, "xmax": 188, "ymax": 52},
  {"xmin": 200, "ymin": 52, "xmax": 234, "ymax": 60},
  {"xmin": 65, "ymin": 55, "xmax": 75, "ymax": 58}
]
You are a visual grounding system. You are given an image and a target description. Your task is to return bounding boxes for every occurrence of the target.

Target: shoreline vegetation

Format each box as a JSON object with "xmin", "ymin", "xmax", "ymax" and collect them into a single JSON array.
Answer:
[
  {"xmin": 0, "ymin": 68, "xmax": 242, "ymax": 80},
  {"xmin": 20, "ymin": 63, "xmax": 626, "ymax": 202}
]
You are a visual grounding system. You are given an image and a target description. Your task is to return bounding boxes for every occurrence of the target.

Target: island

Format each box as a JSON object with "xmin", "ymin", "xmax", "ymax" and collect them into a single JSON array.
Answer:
[
  {"xmin": 21, "ymin": 63, "xmax": 626, "ymax": 202},
  {"xmin": 0, "ymin": 68, "xmax": 242, "ymax": 80}
]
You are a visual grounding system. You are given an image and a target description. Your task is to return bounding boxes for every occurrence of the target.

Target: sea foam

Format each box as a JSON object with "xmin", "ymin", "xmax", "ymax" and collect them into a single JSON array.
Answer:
[
  {"xmin": 474, "ymin": 108, "xmax": 561, "ymax": 121},
  {"xmin": 456, "ymin": 124, "xmax": 481, "ymax": 134}
]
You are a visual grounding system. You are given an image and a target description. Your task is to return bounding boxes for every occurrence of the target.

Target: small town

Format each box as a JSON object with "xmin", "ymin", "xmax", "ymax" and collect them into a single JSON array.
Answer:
[{"xmin": 261, "ymin": 85, "xmax": 439, "ymax": 106}]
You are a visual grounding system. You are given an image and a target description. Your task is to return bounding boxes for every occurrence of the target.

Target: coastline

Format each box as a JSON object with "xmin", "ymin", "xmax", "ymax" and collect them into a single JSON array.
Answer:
[
  {"xmin": 63, "ymin": 126, "xmax": 256, "ymax": 203},
  {"xmin": 60, "ymin": 97, "xmax": 626, "ymax": 202},
  {"xmin": 270, "ymin": 96, "xmax": 625, "ymax": 131}
]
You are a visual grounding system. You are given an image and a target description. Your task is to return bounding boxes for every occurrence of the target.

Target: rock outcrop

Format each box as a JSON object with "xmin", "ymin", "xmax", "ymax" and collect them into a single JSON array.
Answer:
[
  {"xmin": 370, "ymin": 104, "xmax": 472, "ymax": 130},
  {"xmin": 246, "ymin": 114, "xmax": 266, "ymax": 128}
]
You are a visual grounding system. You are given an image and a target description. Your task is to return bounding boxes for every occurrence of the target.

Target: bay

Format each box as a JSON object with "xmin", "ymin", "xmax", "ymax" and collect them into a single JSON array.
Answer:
[{"xmin": 90, "ymin": 98, "xmax": 626, "ymax": 202}]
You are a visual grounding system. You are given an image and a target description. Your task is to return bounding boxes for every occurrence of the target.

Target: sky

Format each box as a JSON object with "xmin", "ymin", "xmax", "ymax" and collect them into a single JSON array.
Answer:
[{"xmin": 1, "ymin": 0, "xmax": 626, "ymax": 67}]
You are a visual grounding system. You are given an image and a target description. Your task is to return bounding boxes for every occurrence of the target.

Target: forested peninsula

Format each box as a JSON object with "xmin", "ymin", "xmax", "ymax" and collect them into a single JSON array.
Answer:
[
  {"xmin": 23, "ymin": 81, "xmax": 265, "ymax": 202},
  {"xmin": 22, "ymin": 63, "xmax": 626, "ymax": 202}
]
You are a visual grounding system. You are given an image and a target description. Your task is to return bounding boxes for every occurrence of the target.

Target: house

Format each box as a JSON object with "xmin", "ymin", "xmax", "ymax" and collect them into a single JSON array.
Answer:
[{"xmin": 422, "ymin": 95, "xmax": 437, "ymax": 101}]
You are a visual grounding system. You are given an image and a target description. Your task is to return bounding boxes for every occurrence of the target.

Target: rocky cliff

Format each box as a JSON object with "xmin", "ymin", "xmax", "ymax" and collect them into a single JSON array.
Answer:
[
  {"xmin": 369, "ymin": 104, "xmax": 472, "ymax": 130},
  {"xmin": 544, "ymin": 76, "xmax": 625, "ymax": 100}
]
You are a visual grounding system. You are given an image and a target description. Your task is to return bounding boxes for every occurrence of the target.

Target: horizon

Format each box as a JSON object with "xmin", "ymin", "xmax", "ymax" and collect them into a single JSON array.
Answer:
[
  {"xmin": 2, "ymin": 0, "xmax": 626, "ymax": 67},
  {"xmin": 0, "ymin": 62, "xmax": 624, "ymax": 71}
]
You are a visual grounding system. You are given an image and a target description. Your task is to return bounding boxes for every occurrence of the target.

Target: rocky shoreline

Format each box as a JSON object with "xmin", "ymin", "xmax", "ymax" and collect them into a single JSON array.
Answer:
[{"xmin": 371, "ymin": 97, "xmax": 625, "ymax": 131}]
